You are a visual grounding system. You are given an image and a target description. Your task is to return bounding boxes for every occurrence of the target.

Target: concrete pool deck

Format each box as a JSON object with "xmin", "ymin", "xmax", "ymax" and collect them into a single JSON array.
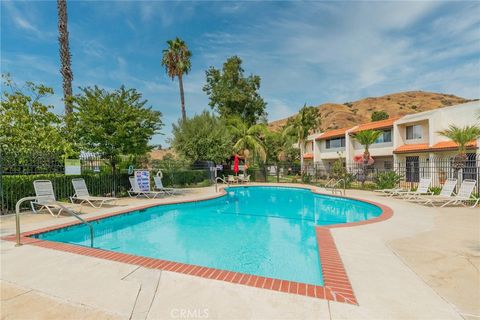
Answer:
[{"xmin": 1, "ymin": 184, "xmax": 478, "ymax": 319}]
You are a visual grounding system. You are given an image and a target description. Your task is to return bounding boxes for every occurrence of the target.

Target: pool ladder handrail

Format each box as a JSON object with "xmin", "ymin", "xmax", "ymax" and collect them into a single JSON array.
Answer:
[
  {"xmin": 215, "ymin": 176, "xmax": 230, "ymax": 192},
  {"xmin": 15, "ymin": 197, "xmax": 94, "ymax": 248},
  {"xmin": 324, "ymin": 178, "xmax": 336, "ymax": 189},
  {"xmin": 331, "ymin": 179, "xmax": 346, "ymax": 196}
]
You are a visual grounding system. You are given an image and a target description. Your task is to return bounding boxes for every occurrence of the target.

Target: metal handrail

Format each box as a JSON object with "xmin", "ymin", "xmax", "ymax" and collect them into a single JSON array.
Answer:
[
  {"xmin": 59, "ymin": 204, "xmax": 94, "ymax": 248},
  {"xmin": 215, "ymin": 176, "xmax": 230, "ymax": 193},
  {"xmin": 323, "ymin": 178, "xmax": 336, "ymax": 189},
  {"xmin": 15, "ymin": 198, "xmax": 94, "ymax": 248},
  {"xmin": 331, "ymin": 179, "xmax": 346, "ymax": 196}
]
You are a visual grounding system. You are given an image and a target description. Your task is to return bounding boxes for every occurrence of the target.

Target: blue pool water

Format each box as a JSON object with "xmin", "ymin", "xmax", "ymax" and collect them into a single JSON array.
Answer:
[{"xmin": 36, "ymin": 186, "xmax": 382, "ymax": 286}]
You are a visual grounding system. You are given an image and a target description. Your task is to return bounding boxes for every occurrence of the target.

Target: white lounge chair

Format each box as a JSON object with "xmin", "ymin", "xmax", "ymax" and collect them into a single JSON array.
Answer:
[
  {"xmin": 409, "ymin": 178, "xmax": 457, "ymax": 205},
  {"xmin": 432, "ymin": 179, "xmax": 479, "ymax": 208},
  {"xmin": 238, "ymin": 174, "xmax": 250, "ymax": 183},
  {"xmin": 153, "ymin": 176, "xmax": 177, "ymax": 195},
  {"xmin": 31, "ymin": 180, "xmax": 79, "ymax": 217},
  {"xmin": 374, "ymin": 187, "xmax": 407, "ymax": 197},
  {"xmin": 70, "ymin": 178, "xmax": 118, "ymax": 208},
  {"xmin": 227, "ymin": 175, "xmax": 237, "ymax": 184},
  {"xmin": 128, "ymin": 177, "xmax": 164, "ymax": 199},
  {"xmin": 393, "ymin": 178, "xmax": 433, "ymax": 199}
]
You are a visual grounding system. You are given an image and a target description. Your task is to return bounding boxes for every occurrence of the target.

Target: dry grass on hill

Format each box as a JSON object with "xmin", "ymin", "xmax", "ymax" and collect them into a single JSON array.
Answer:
[{"xmin": 268, "ymin": 91, "xmax": 474, "ymax": 132}]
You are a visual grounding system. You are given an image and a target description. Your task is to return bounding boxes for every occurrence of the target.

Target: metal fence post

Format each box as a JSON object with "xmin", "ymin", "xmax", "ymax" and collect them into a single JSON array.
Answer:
[{"xmin": 0, "ymin": 148, "xmax": 3, "ymax": 215}]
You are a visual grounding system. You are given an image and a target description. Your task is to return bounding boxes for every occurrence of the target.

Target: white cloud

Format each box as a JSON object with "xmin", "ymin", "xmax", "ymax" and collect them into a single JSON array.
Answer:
[{"xmin": 2, "ymin": 1, "xmax": 55, "ymax": 40}]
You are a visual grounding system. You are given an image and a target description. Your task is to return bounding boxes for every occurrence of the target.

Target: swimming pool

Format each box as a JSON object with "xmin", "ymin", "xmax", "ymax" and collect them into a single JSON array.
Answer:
[{"xmin": 35, "ymin": 186, "xmax": 382, "ymax": 287}]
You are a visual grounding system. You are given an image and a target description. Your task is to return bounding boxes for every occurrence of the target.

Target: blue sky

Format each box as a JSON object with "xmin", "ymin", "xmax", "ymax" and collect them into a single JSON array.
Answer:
[{"xmin": 2, "ymin": 1, "xmax": 479, "ymax": 146}]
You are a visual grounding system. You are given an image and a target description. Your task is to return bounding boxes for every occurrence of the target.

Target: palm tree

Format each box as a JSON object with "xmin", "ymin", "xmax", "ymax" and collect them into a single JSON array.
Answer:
[
  {"xmin": 353, "ymin": 129, "xmax": 382, "ymax": 186},
  {"xmin": 57, "ymin": 0, "xmax": 73, "ymax": 116},
  {"xmin": 161, "ymin": 37, "xmax": 192, "ymax": 121},
  {"xmin": 283, "ymin": 105, "xmax": 321, "ymax": 171},
  {"xmin": 438, "ymin": 124, "xmax": 480, "ymax": 170},
  {"xmin": 353, "ymin": 129, "xmax": 383, "ymax": 164},
  {"xmin": 227, "ymin": 117, "xmax": 267, "ymax": 164}
]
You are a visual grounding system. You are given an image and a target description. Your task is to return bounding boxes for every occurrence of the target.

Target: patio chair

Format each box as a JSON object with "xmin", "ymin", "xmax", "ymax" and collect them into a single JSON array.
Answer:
[
  {"xmin": 153, "ymin": 176, "xmax": 178, "ymax": 195},
  {"xmin": 374, "ymin": 187, "xmax": 407, "ymax": 197},
  {"xmin": 31, "ymin": 180, "xmax": 79, "ymax": 217},
  {"xmin": 238, "ymin": 174, "xmax": 250, "ymax": 183},
  {"xmin": 70, "ymin": 178, "xmax": 118, "ymax": 208},
  {"xmin": 409, "ymin": 178, "xmax": 457, "ymax": 205},
  {"xmin": 227, "ymin": 175, "xmax": 237, "ymax": 184},
  {"xmin": 392, "ymin": 177, "xmax": 434, "ymax": 199},
  {"xmin": 128, "ymin": 177, "xmax": 164, "ymax": 199},
  {"xmin": 432, "ymin": 179, "xmax": 479, "ymax": 208}
]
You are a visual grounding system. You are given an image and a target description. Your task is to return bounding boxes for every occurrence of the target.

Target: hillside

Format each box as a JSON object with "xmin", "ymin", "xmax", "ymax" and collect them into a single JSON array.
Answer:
[{"xmin": 268, "ymin": 91, "xmax": 474, "ymax": 132}]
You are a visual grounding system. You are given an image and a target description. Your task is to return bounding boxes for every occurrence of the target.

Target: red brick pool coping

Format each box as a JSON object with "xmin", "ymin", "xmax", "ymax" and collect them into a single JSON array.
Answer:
[{"xmin": 2, "ymin": 184, "xmax": 393, "ymax": 305}]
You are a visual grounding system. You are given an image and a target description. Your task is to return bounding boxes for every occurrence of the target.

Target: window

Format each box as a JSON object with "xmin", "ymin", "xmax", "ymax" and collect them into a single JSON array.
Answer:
[
  {"xmin": 375, "ymin": 129, "xmax": 392, "ymax": 143},
  {"xmin": 326, "ymin": 137, "xmax": 345, "ymax": 149},
  {"xmin": 406, "ymin": 125, "xmax": 422, "ymax": 140},
  {"xmin": 384, "ymin": 161, "xmax": 393, "ymax": 170}
]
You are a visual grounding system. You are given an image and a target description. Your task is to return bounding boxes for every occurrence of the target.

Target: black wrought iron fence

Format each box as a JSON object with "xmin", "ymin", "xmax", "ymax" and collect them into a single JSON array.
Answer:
[
  {"xmin": 0, "ymin": 150, "xmax": 131, "ymax": 214},
  {"xmin": 2, "ymin": 149, "xmax": 478, "ymax": 214},
  {"xmin": 0, "ymin": 151, "xmax": 213, "ymax": 215}
]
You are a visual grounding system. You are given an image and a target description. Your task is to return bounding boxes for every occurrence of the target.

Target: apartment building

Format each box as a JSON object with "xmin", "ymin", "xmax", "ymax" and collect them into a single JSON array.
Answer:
[{"xmin": 301, "ymin": 101, "xmax": 480, "ymax": 173}]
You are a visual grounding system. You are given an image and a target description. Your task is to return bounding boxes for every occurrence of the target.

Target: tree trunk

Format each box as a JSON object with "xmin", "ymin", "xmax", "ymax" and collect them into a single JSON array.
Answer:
[
  {"xmin": 57, "ymin": 0, "xmax": 73, "ymax": 117},
  {"xmin": 178, "ymin": 73, "xmax": 186, "ymax": 121},
  {"xmin": 300, "ymin": 141, "xmax": 305, "ymax": 174}
]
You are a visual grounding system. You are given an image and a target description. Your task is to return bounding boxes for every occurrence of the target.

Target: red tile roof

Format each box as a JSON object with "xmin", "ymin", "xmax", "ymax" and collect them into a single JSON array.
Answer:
[
  {"xmin": 431, "ymin": 140, "xmax": 476, "ymax": 150},
  {"xmin": 394, "ymin": 143, "xmax": 429, "ymax": 153},
  {"xmin": 303, "ymin": 153, "xmax": 314, "ymax": 160},
  {"xmin": 394, "ymin": 140, "xmax": 477, "ymax": 154},
  {"xmin": 350, "ymin": 117, "xmax": 401, "ymax": 134},
  {"xmin": 316, "ymin": 127, "xmax": 352, "ymax": 140}
]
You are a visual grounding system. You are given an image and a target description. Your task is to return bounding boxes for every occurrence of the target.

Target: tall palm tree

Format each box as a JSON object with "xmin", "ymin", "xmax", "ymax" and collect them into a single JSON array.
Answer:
[
  {"xmin": 283, "ymin": 105, "xmax": 321, "ymax": 171},
  {"xmin": 227, "ymin": 117, "xmax": 267, "ymax": 164},
  {"xmin": 57, "ymin": 0, "xmax": 73, "ymax": 116},
  {"xmin": 353, "ymin": 129, "xmax": 382, "ymax": 164},
  {"xmin": 161, "ymin": 37, "xmax": 192, "ymax": 121},
  {"xmin": 438, "ymin": 124, "xmax": 480, "ymax": 170}
]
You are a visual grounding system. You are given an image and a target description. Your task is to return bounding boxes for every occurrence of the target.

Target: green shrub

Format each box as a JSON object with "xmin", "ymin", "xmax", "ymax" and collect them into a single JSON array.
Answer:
[
  {"xmin": 301, "ymin": 173, "xmax": 312, "ymax": 184},
  {"xmin": 1, "ymin": 172, "xmax": 130, "ymax": 213},
  {"xmin": 429, "ymin": 186, "xmax": 441, "ymax": 195},
  {"xmin": 160, "ymin": 169, "xmax": 209, "ymax": 187},
  {"xmin": 374, "ymin": 171, "xmax": 402, "ymax": 189}
]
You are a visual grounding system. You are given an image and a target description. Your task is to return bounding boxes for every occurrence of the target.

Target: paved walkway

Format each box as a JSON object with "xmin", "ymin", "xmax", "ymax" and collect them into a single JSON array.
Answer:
[{"xmin": 1, "ymin": 185, "xmax": 478, "ymax": 319}]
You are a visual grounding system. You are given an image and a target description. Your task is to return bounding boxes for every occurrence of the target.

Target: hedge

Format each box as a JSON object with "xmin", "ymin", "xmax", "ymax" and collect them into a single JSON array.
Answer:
[
  {"xmin": 160, "ymin": 169, "xmax": 210, "ymax": 187},
  {"xmin": 1, "ymin": 169, "xmax": 211, "ymax": 214},
  {"xmin": 1, "ymin": 173, "xmax": 130, "ymax": 214}
]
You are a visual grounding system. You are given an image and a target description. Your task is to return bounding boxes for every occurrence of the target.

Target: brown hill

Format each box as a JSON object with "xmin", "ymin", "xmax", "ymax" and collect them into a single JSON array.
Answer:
[
  {"xmin": 268, "ymin": 91, "xmax": 474, "ymax": 132},
  {"xmin": 149, "ymin": 148, "xmax": 177, "ymax": 160}
]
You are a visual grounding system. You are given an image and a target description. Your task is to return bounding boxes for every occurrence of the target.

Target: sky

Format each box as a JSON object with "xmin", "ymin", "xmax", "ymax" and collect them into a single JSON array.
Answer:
[{"xmin": 1, "ymin": 1, "xmax": 479, "ymax": 146}]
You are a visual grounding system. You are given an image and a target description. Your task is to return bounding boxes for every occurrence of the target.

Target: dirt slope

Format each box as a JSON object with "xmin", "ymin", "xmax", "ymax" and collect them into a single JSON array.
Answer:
[{"xmin": 269, "ymin": 91, "xmax": 474, "ymax": 132}]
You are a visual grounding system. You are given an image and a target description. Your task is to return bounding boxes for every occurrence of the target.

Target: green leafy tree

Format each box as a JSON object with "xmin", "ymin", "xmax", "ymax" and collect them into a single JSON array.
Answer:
[
  {"xmin": 283, "ymin": 105, "xmax": 321, "ymax": 170},
  {"xmin": 171, "ymin": 111, "xmax": 232, "ymax": 163},
  {"xmin": 0, "ymin": 74, "xmax": 72, "ymax": 154},
  {"xmin": 161, "ymin": 37, "xmax": 192, "ymax": 121},
  {"xmin": 438, "ymin": 124, "xmax": 480, "ymax": 170},
  {"xmin": 71, "ymin": 86, "xmax": 163, "ymax": 173},
  {"xmin": 265, "ymin": 129, "xmax": 298, "ymax": 164},
  {"xmin": 203, "ymin": 56, "xmax": 267, "ymax": 125},
  {"xmin": 371, "ymin": 110, "xmax": 389, "ymax": 122},
  {"xmin": 227, "ymin": 116, "xmax": 268, "ymax": 164}
]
